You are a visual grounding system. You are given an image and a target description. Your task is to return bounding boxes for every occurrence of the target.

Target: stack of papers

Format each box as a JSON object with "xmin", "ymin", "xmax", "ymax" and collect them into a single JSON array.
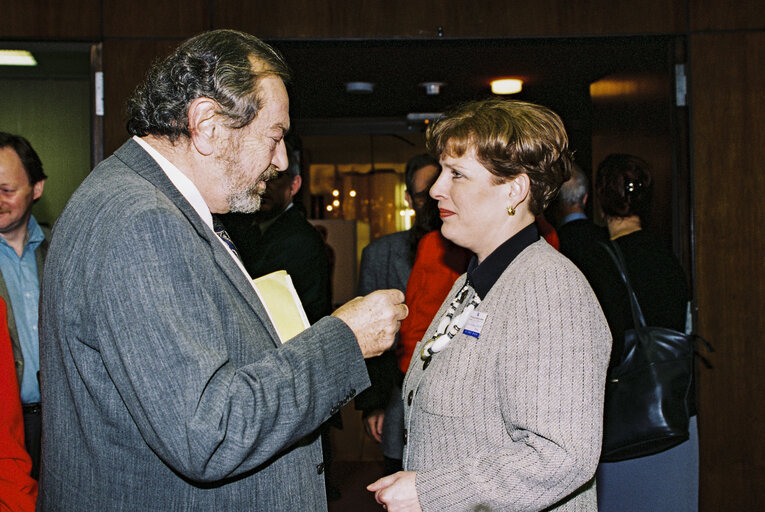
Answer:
[{"xmin": 252, "ymin": 270, "xmax": 310, "ymax": 343}]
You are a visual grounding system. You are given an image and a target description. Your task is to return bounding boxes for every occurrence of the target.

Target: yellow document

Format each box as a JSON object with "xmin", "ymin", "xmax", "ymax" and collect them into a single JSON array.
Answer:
[{"xmin": 252, "ymin": 270, "xmax": 310, "ymax": 343}]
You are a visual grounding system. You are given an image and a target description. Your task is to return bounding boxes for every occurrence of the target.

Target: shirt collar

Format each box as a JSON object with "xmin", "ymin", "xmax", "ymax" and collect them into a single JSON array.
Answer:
[
  {"xmin": 467, "ymin": 222, "xmax": 539, "ymax": 299},
  {"xmin": 132, "ymin": 136, "xmax": 214, "ymax": 231},
  {"xmin": 0, "ymin": 216, "xmax": 44, "ymax": 253},
  {"xmin": 27, "ymin": 215, "xmax": 44, "ymax": 244},
  {"xmin": 561, "ymin": 211, "xmax": 588, "ymax": 226},
  {"xmin": 258, "ymin": 202, "xmax": 293, "ymax": 233}
]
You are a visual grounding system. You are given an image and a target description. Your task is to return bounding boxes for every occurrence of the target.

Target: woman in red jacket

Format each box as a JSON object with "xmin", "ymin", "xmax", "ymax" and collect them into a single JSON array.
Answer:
[{"xmin": 0, "ymin": 296, "xmax": 38, "ymax": 511}]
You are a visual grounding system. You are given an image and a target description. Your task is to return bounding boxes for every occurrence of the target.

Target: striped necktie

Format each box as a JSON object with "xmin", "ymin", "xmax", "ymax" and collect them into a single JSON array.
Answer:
[{"xmin": 212, "ymin": 218, "xmax": 241, "ymax": 260}]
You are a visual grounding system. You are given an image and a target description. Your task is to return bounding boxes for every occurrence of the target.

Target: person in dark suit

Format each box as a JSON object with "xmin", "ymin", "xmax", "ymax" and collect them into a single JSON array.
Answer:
[
  {"xmin": 217, "ymin": 136, "xmax": 331, "ymax": 324},
  {"xmin": 549, "ymin": 163, "xmax": 608, "ymax": 277},
  {"xmin": 38, "ymin": 30, "xmax": 407, "ymax": 511},
  {"xmin": 0, "ymin": 132, "xmax": 48, "ymax": 480}
]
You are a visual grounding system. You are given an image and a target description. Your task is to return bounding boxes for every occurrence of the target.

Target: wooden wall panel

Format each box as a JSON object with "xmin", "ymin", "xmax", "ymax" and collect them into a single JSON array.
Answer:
[
  {"xmin": 0, "ymin": 0, "xmax": 101, "ymax": 39},
  {"xmin": 103, "ymin": 0, "xmax": 211, "ymax": 38},
  {"xmin": 690, "ymin": 32, "xmax": 765, "ymax": 511},
  {"xmin": 102, "ymin": 40, "xmax": 181, "ymax": 155},
  {"xmin": 213, "ymin": 0, "xmax": 685, "ymax": 39},
  {"xmin": 690, "ymin": 0, "xmax": 765, "ymax": 31}
]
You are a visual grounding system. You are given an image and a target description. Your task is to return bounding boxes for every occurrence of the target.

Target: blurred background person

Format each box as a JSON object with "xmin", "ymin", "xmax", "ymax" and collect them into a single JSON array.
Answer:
[
  {"xmin": 355, "ymin": 154, "xmax": 440, "ymax": 475},
  {"xmin": 589, "ymin": 153, "xmax": 697, "ymax": 512},
  {"xmin": 0, "ymin": 132, "xmax": 48, "ymax": 481},
  {"xmin": 369, "ymin": 99, "xmax": 611, "ymax": 512},
  {"xmin": 216, "ymin": 135, "xmax": 331, "ymax": 324},
  {"xmin": 395, "ymin": 191, "xmax": 472, "ymax": 377},
  {"xmin": 547, "ymin": 163, "xmax": 608, "ymax": 279}
]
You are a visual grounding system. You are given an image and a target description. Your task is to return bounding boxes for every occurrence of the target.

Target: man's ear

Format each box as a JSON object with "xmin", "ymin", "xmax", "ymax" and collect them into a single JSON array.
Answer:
[
  {"xmin": 289, "ymin": 175, "xmax": 303, "ymax": 198},
  {"xmin": 187, "ymin": 97, "xmax": 220, "ymax": 156},
  {"xmin": 404, "ymin": 191, "xmax": 413, "ymax": 209},
  {"xmin": 32, "ymin": 179, "xmax": 45, "ymax": 201}
]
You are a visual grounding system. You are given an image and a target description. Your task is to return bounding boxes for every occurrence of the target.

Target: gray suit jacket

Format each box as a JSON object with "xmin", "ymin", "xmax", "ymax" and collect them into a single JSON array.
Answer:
[
  {"xmin": 403, "ymin": 240, "xmax": 611, "ymax": 511},
  {"xmin": 0, "ymin": 222, "xmax": 48, "ymax": 388},
  {"xmin": 354, "ymin": 230, "xmax": 412, "ymax": 414},
  {"xmin": 38, "ymin": 140, "xmax": 370, "ymax": 511},
  {"xmin": 356, "ymin": 230, "xmax": 412, "ymax": 296}
]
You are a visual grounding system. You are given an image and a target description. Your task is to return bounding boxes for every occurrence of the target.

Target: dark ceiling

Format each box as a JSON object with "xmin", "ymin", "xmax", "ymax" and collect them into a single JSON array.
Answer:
[{"xmin": 272, "ymin": 36, "xmax": 673, "ymax": 135}]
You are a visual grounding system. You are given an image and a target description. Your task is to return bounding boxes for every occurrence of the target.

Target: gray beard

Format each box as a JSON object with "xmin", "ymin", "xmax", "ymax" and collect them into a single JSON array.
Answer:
[{"xmin": 227, "ymin": 184, "xmax": 263, "ymax": 213}]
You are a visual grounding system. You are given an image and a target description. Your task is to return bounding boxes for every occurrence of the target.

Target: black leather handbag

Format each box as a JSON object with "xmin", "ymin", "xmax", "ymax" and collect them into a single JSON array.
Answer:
[{"xmin": 599, "ymin": 241, "xmax": 703, "ymax": 462}]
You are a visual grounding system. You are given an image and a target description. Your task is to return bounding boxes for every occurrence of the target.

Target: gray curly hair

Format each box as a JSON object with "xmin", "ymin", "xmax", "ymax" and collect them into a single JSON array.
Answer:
[{"xmin": 126, "ymin": 30, "xmax": 290, "ymax": 141}]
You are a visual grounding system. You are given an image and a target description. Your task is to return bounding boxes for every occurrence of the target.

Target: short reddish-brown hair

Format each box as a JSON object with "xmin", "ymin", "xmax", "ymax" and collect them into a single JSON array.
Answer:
[{"xmin": 426, "ymin": 98, "xmax": 572, "ymax": 216}]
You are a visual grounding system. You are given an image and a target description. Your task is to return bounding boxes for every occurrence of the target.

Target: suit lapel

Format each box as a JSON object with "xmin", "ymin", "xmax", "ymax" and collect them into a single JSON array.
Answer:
[{"xmin": 113, "ymin": 140, "xmax": 282, "ymax": 347}]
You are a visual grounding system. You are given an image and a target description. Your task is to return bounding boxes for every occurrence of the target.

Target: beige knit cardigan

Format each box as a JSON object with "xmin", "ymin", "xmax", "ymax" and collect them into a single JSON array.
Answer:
[{"xmin": 402, "ymin": 239, "xmax": 611, "ymax": 512}]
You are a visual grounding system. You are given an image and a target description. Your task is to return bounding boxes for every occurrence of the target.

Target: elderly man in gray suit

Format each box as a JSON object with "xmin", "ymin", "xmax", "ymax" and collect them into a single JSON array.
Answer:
[{"xmin": 38, "ymin": 30, "xmax": 407, "ymax": 511}]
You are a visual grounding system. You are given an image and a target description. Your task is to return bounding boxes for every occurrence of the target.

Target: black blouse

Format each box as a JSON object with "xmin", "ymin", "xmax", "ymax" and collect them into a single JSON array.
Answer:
[{"xmin": 467, "ymin": 222, "xmax": 539, "ymax": 300}]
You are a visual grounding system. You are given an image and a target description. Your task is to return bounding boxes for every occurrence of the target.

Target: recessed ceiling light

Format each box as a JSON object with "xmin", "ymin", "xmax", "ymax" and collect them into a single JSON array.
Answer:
[
  {"xmin": 491, "ymin": 78, "xmax": 523, "ymax": 95},
  {"xmin": 0, "ymin": 50, "xmax": 37, "ymax": 66},
  {"xmin": 420, "ymin": 82, "xmax": 445, "ymax": 95},
  {"xmin": 345, "ymin": 81, "xmax": 374, "ymax": 94}
]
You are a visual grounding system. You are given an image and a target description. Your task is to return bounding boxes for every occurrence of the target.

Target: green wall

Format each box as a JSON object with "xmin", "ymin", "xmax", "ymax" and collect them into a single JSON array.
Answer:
[{"xmin": 0, "ymin": 78, "xmax": 91, "ymax": 228}]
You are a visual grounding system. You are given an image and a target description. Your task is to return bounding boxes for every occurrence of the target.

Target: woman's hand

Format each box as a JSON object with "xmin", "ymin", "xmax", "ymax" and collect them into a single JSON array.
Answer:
[{"xmin": 367, "ymin": 471, "xmax": 422, "ymax": 511}]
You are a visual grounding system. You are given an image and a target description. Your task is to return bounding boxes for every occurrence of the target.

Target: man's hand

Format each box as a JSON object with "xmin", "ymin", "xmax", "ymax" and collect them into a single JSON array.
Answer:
[
  {"xmin": 332, "ymin": 290, "xmax": 407, "ymax": 358},
  {"xmin": 367, "ymin": 471, "xmax": 421, "ymax": 512},
  {"xmin": 363, "ymin": 409, "xmax": 385, "ymax": 443}
]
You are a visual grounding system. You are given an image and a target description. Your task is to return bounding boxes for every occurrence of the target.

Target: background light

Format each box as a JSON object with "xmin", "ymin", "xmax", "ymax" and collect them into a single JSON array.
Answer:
[
  {"xmin": 491, "ymin": 78, "xmax": 523, "ymax": 95},
  {"xmin": 0, "ymin": 50, "xmax": 37, "ymax": 66}
]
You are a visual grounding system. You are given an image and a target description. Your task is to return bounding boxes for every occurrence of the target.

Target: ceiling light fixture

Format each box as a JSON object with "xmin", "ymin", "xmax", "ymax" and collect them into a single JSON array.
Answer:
[
  {"xmin": 406, "ymin": 113, "xmax": 442, "ymax": 124},
  {"xmin": 345, "ymin": 81, "xmax": 374, "ymax": 94},
  {"xmin": 0, "ymin": 50, "xmax": 37, "ymax": 66},
  {"xmin": 420, "ymin": 82, "xmax": 445, "ymax": 95},
  {"xmin": 491, "ymin": 78, "xmax": 523, "ymax": 95}
]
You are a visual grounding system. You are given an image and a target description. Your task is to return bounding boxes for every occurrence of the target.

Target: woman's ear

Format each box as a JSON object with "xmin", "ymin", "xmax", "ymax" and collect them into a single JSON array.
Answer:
[
  {"xmin": 509, "ymin": 173, "xmax": 531, "ymax": 208},
  {"xmin": 187, "ymin": 97, "xmax": 220, "ymax": 156}
]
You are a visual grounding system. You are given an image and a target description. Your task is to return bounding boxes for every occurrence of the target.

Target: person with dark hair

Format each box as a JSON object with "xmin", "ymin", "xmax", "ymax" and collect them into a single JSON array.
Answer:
[
  {"xmin": 369, "ymin": 99, "xmax": 611, "ymax": 511},
  {"xmin": 38, "ymin": 29, "xmax": 407, "ymax": 511},
  {"xmin": 0, "ymin": 132, "xmax": 48, "ymax": 481},
  {"xmin": 589, "ymin": 154, "xmax": 698, "ymax": 512},
  {"xmin": 355, "ymin": 153, "xmax": 440, "ymax": 475},
  {"xmin": 216, "ymin": 134, "xmax": 331, "ymax": 324}
]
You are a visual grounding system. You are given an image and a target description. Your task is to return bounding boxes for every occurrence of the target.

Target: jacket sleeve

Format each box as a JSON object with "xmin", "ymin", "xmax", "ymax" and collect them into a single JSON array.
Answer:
[{"xmin": 90, "ymin": 207, "xmax": 370, "ymax": 482}]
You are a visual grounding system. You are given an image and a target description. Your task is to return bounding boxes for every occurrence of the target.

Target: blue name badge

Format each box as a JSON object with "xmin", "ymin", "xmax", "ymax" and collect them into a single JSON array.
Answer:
[{"xmin": 462, "ymin": 311, "xmax": 487, "ymax": 339}]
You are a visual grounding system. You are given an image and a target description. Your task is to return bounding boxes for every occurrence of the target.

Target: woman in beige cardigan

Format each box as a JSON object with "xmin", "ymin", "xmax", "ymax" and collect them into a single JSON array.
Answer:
[{"xmin": 368, "ymin": 99, "xmax": 611, "ymax": 512}]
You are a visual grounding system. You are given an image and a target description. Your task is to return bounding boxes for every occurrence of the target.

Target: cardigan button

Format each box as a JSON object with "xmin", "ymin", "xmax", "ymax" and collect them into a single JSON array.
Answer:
[
  {"xmin": 407, "ymin": 390, "xmax": 413, "ymax": 405},
  {"xmin": 403, "ymin": 428, "xmax": 408, "ymax": 445},
  {"xmin": 423, "ymin": 358, "xmax": 431, "ymax": 370},
  {"xmin": 317, "ymin": 462, "xmax": 325, "ymax": 474}
]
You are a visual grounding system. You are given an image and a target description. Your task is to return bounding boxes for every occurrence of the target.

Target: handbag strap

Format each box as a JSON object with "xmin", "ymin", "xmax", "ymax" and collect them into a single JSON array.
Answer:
[{"xmin": 599, "ymin": 240, "xmax": 648, "ymax": 330}]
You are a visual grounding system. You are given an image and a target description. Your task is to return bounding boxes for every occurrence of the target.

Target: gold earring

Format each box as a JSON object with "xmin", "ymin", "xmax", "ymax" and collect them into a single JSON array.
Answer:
[{"xmin": 507, "ymin": 204, "xmax": 516, "ymax": 216}]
